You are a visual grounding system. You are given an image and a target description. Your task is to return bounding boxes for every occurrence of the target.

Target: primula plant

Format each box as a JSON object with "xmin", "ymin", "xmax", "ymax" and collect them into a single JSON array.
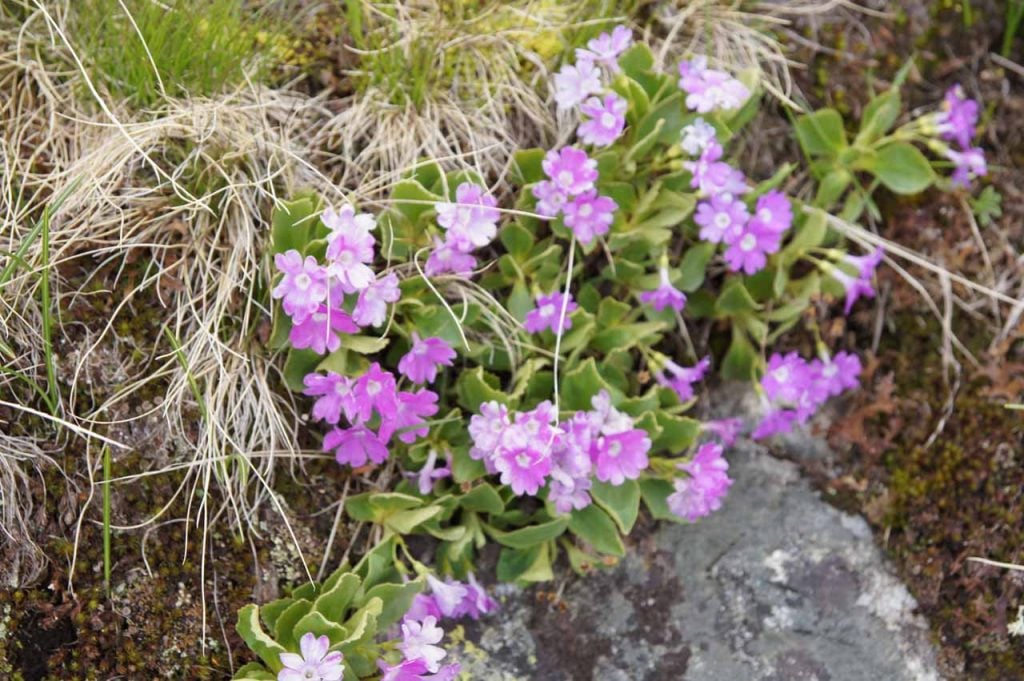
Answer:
[{"xmin": 240, "ymin": 25, "xmax": 987, "ymax": 679}]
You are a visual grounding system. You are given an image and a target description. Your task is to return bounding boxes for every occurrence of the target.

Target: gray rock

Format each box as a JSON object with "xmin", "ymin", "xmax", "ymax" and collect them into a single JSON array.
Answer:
[{"xmin": 452, "ymin": 440, "xmax": 941, "ymax": 681}]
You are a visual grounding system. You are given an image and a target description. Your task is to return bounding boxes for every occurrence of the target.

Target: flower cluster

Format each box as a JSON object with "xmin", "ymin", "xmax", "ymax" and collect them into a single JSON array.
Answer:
[
  {"xmin": 406, "ymin": 573, "xmax": 498, "ymax": 623},
  {"xmin": 822, "ymin": 247, "xmax": 885, "ymax": 315},
  {"xmin": 469, "ymin": 391, "xmax": 651, "ymax": 510},
  {"xmin": 278, "ymin": 633, "xmax": 345, "ymax": 681},
  {"xmin": 532, "ymin": 146, "xmax": 616, "ymax": 246},
  {"xmin": 677, "ymin": 57, "xmax": 750, "ymax": 113},
  {"xmin": 426, "ymin": 182, "xmax": 501, "ymax": 276},
  {"xmin": 933, "ymin": 85, "xmax": 986, "ymax": 187},
  {"xmin": 667, "ymin": 442, "xmax": 732, "ymax": 521},
  {"xmin": 752, "ymin": 351, "xmax": 862, "ymax": 439}
]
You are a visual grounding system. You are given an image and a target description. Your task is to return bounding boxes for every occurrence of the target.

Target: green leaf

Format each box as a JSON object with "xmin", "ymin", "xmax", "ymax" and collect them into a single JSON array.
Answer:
[
  {"xmin": 451, "ymin": 446, "xmax": 486, "ymax": 483},
  {"xmin": 360, "ymin": 580, "xmax": 423, "ymax": 629},
  {"xmin": 569, "ymin": 505, "xmax": 625, "ymax": 557},
  {"xmin": 274, "ymin": 599, "xmax": 313, "ymax": 650},
  {"xmin": 283, "ymin": 349, "xmax": 321, "ymax": 392},
  {"xmin": 368, "ymin": 492, "xmax": 424, "ymax": 513},
  {"xmin": 591, "ymin": 480, "xmax": 641, "ymax": 534},
  {"xmin": 501, "ymin": 223, "xmax": 535, "ymax": 261},
  {"xmin": 561, "ymin": 358, "xmax": 616, "ymax": 411},
  {"xmin": 391, "ymin": 179, "xmax": 440, "ymax": 224},
  {"xmin": 794, "ymin": 108, "xmax": 847, "ymax": 158},
  {"xmin": 313, "ymin": 573, "xmax": 361, "ymax": 623},
  {"xmin": 653, "ymin": 413, "xmax": 700, "ymax": 453},
  {"xmin": 596, "ymin": 298, "xmax": 631, "ymax": 327},
  {"xmin": 721, "ymin": 326, "xmax": 757, "ymax": 381},
  {"xmin": 865, "ymin": 142, "xmax": 935, "ymax": 195},
  {"xmin": 639, "ymin": 479, "xmax": 678, "ymax": 521},
  {"xmin": 459, "ymin": 484, "xmax": 505, "ymax": 514},
  {"xmin": 232, "ymin": 663, "xmax": 277, "ymax": 680},
  {"xmin": 618, "ymin": 43, "xmax": 654, "ymax": 81},
  {"xmin": 592, "ymin": 321, "xmax": 666, "ymax": 353},
  {"xmin": 489, "ymin": 515, "xmax": 569, "ymax": 549},
  {"xmin": 714, "ymin": 279, "xmax": 760, "ymax": 316},
  {"xmin": 511, "ymin": 149, "xmax": 546, "ymax": 185},
  {"xmin": 496, "ymin": 543, "xmax": 554, "ymax": 583},
  {"xmin": 455, "ymin": 367, "xmax": 508, "ymax": 411},
  {"xmin": 292, "ymin": 611, "xmax": 346, "ymax": 645},
  {"xmin": 343, "ymin": 335, "xmax": 390, "ymax": 355},
  {"xmin": 271, "ymin": 195, "xmax": 320, "ymax": 256},
  {"xmin": 677, "ymin": 242, "xmax": 716, "ymax": 292},
  {"xmin": 384, "ymin": 505, "xmax": 443, "ymax": 534},
  {"xmin": 855, "ymin": 90, "xmax": 901, "ymax": 146},
  {"xmin": 781, "ymin": 208, "xmax": 828, "ymax": 262},
  {"xmin": 236, "ymin": 605, "xmax": 288, "ymax": 672}
]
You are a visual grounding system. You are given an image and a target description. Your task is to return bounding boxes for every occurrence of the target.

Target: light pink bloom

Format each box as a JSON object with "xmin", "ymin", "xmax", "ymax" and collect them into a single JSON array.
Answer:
[
  {"xmin": 577, "ymin": 94, "xmax": 627, "ymax": 147},
  {"xmin": 694, "ymin": 195, "xmax": 749, "ymax": 244},
  {"xmin": 749, "ymin": 190, "xmax": 793, "ymax": 235},
  {"xmin": 377, "ymin": 659, "xmax": 460, "ymax": 681},
  {"xmin": 425, "ymin": 575, "xmax": 469, "ymax": 618},
  {"xmin": 590, "ymin": 429, "xmax": 651, "ymax": 485},
  {"xmin": 325, "ymin": 228, "xmax": 375, "ymax": 294},
  {"xmin": 352, "ymin": 272, "xmax": 401, "ymax": 327},
  {"xmin": 639, "ymin": 267, "xmax": 687, "ymax": 312},
  {"xmin": 680, "ymin": 118, "xmax": 718, "ymax": 156},
  {"xmin": 524, "ymin": 292, "xmax": 577, "ymax": 334},
  {"xmin": 575, "ymin": 25, "xmax": 632, "ymax": 72},
  {"xmin": 563, "ymin": 190, "xmax": 617, "ymax": 245},
  {"xmin": 398, "ymin": 334, "xmax": 456, "ymax": 384},
  {"xmin": 322, "ymin": 204, "xmax": 375, "ymax": 237},
  {"xmin": 353, "ymin": 363, "xmax": 399, "ymax": 422},
  {"xmin": 424, "ymin": 235, "xmax": 477, "ymax": 277},
  {"xmin": 278, "ymin": 632, "xmax": 344, "ymax": 681},
  {"xmin": 667, "ymin": 442, "xmax": 732, "ymax": 521},
  {"xmin": 273, "ymin": 250, "xmax": 329, "ymax": 323},
  {"xmin": 407, "ymin": 449, "xmax": 451, "ymax": 495},
  {"xmin": 678, "ymin": 57, "xmax": 750, "ymax": 112},
  {"xmin": 398, "ymin": 615, "xmax": 447, "ymax": 672},
  {"xmin": 553, "ymin": 59, "xmax": 603, "ymax": 110},
  {"xmin": 288, "ymin": 305, "xmax": 358, "ymax": 354},
  {"xmin": 378, "ymin": 389, "xmax": 438, "ymax": 445},
  {"xmin": 303, "ymin": 372, "xmax": 358, "ymax": 425},
  {"xmin": 723, "ymin": 221, "xmax": 779, "ymax": 274},
  {"xmin": 494, "ymin": 446, "xmax": 551, "ymax": 496},
  {"xmin": 947, "ymin": 146, "xmax": 987, "ymax": 187},
  {"xmin": 531, "ymin": 180, "xmax": 570, "ymax": 219},
  {"xmin": 542, "ymin": 147, "xmax": 598, "ymax": 196},
  {"xmin": 435, "ymin": 183, "xmax": 500, "ymax": 250},
  {"xmin": 656, "ymin": 357, "xmax": 710, "ymax": 403},
  {"xmin": 324, "ymin": 424, "xmax": 389, "ymax": 467}
]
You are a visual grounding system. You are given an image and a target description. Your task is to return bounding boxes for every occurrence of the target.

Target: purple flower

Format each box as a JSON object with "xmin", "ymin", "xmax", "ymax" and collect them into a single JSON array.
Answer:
[
  {"xmin": 815, "ymin": 351, "xmax": 862, "ymax": 398},
  {"xmin": 591, "ymin": 429, "xmax": 651, "ymax": 485},
  {"xmin": 495, "ymin": 445, "xmax": 551, "ymax": 496},
  {"xmin": 322, "ymin": 204, "xmax": 375, "ymax": 237},
  {"xmin": 703, "ymin": 418, "xmax": 743, "ymax": 448},
  {"xmin": 575, "ymin": 25, "xmax": 632, "ymax": 72},
  {"xmin": 761, "ymin": 352, "xmax": 811, "ymax": 403},
  {"xmin": 563, "ymin": 190, "xmax": 617, "ymax": 245},
  {"xmin": 751, "ymin": 408, "xmax": 798, "ymax": 439},
  {"xmin": 353, "ymin": 363, "xmax": 399, "ymax": 422},
  {"xmin": 946, "ymin": 146, "xmax": 987, "ymax": 187},
  {"xmin": 828, "ymin": 266, "xmax": 876, "ymax": 315},
  {"xmin": 304, "ymin": 371, "xmax": 358, "ymax": 425},
  {"xmin": 937, "ymin": 84, "xmax": 979, "ymax": 149},
  {"xmin": 639, "ymin": 267, "xmax": 687, "ymax": 312},
  {"xmin": 542, "ymin": 147, "xmax": 598, "ymax": 196},
  {"xmin": 553, "ymin": 59, "xmax": 603, "ymax": 110},
  {"xmin": 424, "ymin": 235, "xmax": 477, "ymax": 277},
  {"xmin": 378, "ymin": 659, "xmax": 461, "ymax": 681},
  {"xmin": 425, "ymin": 575, "xmax": 469, "ymax": 618},
  {"xmin": 288, "ymin": 305, "xmax": 358, "ymax": 354},
  {"xmin": 405, "ymin": 593, "xmax": 443, "ymax": 623},
  {"xmin": 723, "ymin": 221, "xmax": 779, "ymax": 275},
  {"xmin": 683, "ymin": 144, "xmax": 748, "ymax": 197},
  {"xmin": 588, "ymin": 389, "xmax": 635, "ymax": 435},
  {"xmin": 325, "ymin": 228, "xmax": 375, "ymax": 294},
  {"xmin": 655, "ymin": 356, "xmax": 710, "ymax": 403},
  {"xmin": 749, "ymin": 191, "xmax": 793, "ymax": 235},
  {"xmin": 531, "ymin": 180, "xmax": 570, "ymax": 219},
  {"xmin": 667, "ymin": 442, "xmax": 732, "ymax": 521},
  {"xmin": 435, "ymin": 183, "xmax": 500, "ymax": 250},
  {"xmin": 524, "ymin": 292, "xmax": 578, "ymax": 334},
  {"xmin": 680, "ymin": 117, "xmax": 718, "ymax": 156},
  {"xmin": 678, "ymin": 57, "xmax": 750, "ymax": 113},
  {"xmin": 278, "ymin": 632, "xmax": 344, "ymax": 681},
  {"xmin": 841, "ymin": 247, "xmax": 884, "ymax": 280},
  {"xmin": 468, "ymin": 401, "xmax": 511, "ymax": 462},
  {"xmin": 352, "ymin": 272, "xmax": 401, "ymax": 327},
  {"xmin": 398, "ymin": 615, "xmax": 447, "ymax": 672},
  {"xmin": 407, "ymin": 450, "xmax": 451, "ymax": 495},
  {"xmin": 547, "ymin": 416, "xmax": 595, "ymax": 513},
  {"xmin": 378, "ymin": 389, "xmax": 438, "ymax": 444},
  {"xmin": 577, "ymin": 94, "xmax": 627, "ymax": 147},
  {"xmin": 324, "ymin": 424, "xmax": 389, "ymax": 467},
  {"xmin": 272, "ymin": 250, "xmax": 329, "ymax": 323},
  {"xmin": 694, "ymin": 194, "xmax": 749, "ymax": 244},
  {"xmin": 460, "ymin": 573, "xmax": 499, "ymax": 619},
  {"xmin": 398, "ymin": 334, "xmax": 456, "ymax": 384}
]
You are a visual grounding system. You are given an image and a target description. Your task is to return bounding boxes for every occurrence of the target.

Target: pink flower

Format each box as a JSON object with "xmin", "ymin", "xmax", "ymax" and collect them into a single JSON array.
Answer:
[
  {"xmin": 703, "ymin": 418, "xmax": 743, "ymax": 448},
  {"xmin": 288, "ymin": 305, "xmax": 358, "ymax": 354},
  {"xmin": 435, "ymin": 183, "xmax": 500, "ymax": 250},
  {"xmin": 553, "ymin": 59, "xmax": 603, "ymax": 110},
  {"xmin": 325, "ymin": 228, "xmax": 375, "ymax": 294},
  {"xmin": 353, "ymin": 363, "xmax": 399, "ymax": 422},
  {"xmin": 656, "ymin": 356, "xmax": 710, "ymax": 403},
  {"xmin": 563, "ymin": 190, "xmax": 617, "ymax": 245},
  {"xmin": 683, "ymin": 144, "xmax": 748, "ymax": 196},
  {"xmin": 542, "ymin": 147, "xmax": 598, "ymax": 196},
  {"xmin": 272, "ymin": 250, "xmax": 329, "ymax": 323},
  {"xmin": 378, "ymin": 659, "xmax": 461, "ymax": 681},
  {"xmin": 547, "ymin": 415, "xmax": 595, "ymax": 514},
  {"xmin": 667, "ymin": 442, "xmax": 732, "ymax": 521},
  {"xmin": 304, "ymin": 372, "xmax": 358, "ymax": 425},
  {"xmin": 841, "ymin": 247, "xmax": 884, "ymax": 280},
  {"xmin": 425, "ymin": 575, "xmax": 469, "ymax": 618},
  {"xmin": 531, "ymin": 180, "xmax": 570, "ymax": 219},
  {"xmin": 405, "ymin": 593, "xmax": 443, "ymax": 623},
  {"xmin": 749, "ymin": 191, "xmax": 793, "ymax": 235},
  {"xmin": 468, "ymin": 401, "xmax": 511, "ymax": 465},
  {"xmin": 723, "ymin": 221, "xmax": 779, "ymax": 275},
  {"xmin": 495, "ymin": 446, "xmax": 551, "ymax": 496},
  {"xmin": 460, "ymin": 573, "xmax": 499, "ymax": 619},
  {"xmin": 639, "ymin": 267, "xmax": 687, "ymax": 312},
  {"xmin": 814, "ymin": 351, "xmax": 862, "ymax": 397},
  {"xmin": 761, "ymin": 352, "xmax": 810, "ymax": 403},
  {"xmin": 523, "ymin": 292, "xmax": 578, "ymax": 334},
  {"xmin": 424, "ymin": 235, "xmax": 477, "ymax": 277},
  {"xmin": 678, "ymin": 57, "xmax": 750, "ymax": 112},
  {"xmin": 576, "ymin": 25, "xmax": 632, "ymax": 72},
  {"xmin": 278, "ymin": 632, "xmax": 344, "ymax": 681},
  {"xmin": 946, "ymin": 146, "xmax": 987, "ymax": 187},
  {"xmin": 398, "ymin": 334, "xmax": 456, "ymax": 384},
  {"xmin": 378, "ymin": 389, "xmax": 438, "ymax": 445},
  {"xmin": 680, "ymin": 118, "xmax": 718, "ymax": 156},
  {"xmin": 407, "ymin": 449, "xmax": 451, "ymax": 495},
  {"xmin": 352, "ymin": 272, "xmax": 401, "ymax": 327},
  {"xmin": 828, "ymin": 267, "xmax": 876, "ymax": 315},
  {"xmin": 324, "ymin": 424, "xmax": 389, "ymax": 467},
  {"xmin": 322, "ymin": 204, "xmax": 375, "ymax": 237},
  {"xmin": 694, "ymin": 194, "xmax": 749, "ymax": 244},
  {"xmin": 577, "ymin": 94, "xmax": 627, "ymax": 147},
  {"xmin": 751, "ymin": 408, "xmax": 798, "ymax": 439},
  {"xmin": 591, "ymin": 428, "xmax": 651, "ymax": 485},
  {"xmin": 398, "ymin": 616, "xmax": 447, "ymax": 672},
  {"xmin": 937, "ymin": 84, "xmax": 980, "ymax": 149}
]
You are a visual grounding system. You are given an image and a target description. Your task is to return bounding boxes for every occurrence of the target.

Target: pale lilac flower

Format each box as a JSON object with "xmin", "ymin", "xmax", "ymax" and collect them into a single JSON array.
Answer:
[
  {"xmin": 378, "ymin": 389, "xmax": 438, "ymax": 444},
  {"xmin": 694, "ymin": 194, "xmax": 749, "ymax": 244},
  {"xmin": 325, "ymin": 228, "xmax": 375, "ymax": 294},
  {"xmin": 749, "ymin": 191, "xmax": 793, "ymax": 236},
  {"xmin": 667, "ymin": 442, "xmax": 732, "ymax": 521},
  {"xmin": 425, "ymin": 575, "xmax": 469, "ymax": 619},
  {"xmin": 684, "ymin": 145, "xmax": 749, "ymax": 197},
  {"xmin": 304, "ymin": 372, "xmax": 358, "ymax": 424},
  {"xmin": 937, "ymin": 84, "xmax": 980, "ymax": 149},
  {"xmin": 435, "ymin": 183, "xmax": 500, "ymax": 250},
  {"xmin": 841, "ymin": 247, "xmax": 884, "ymax": 280},
  {"xmin": 542, "ymin": 147, "xmax": 598, "ymax": 196},
  {"xmin": 378, "ymin": 659, "xmax": 460, "ymax": 681},
  {"xmin": 591, "ymin": 429, "xmax": 651, "ymax": 485},
  {"xmin": 578, "ymin": 94, "xmax": 627, "ymax": 147},
  {"xmin": 495, "ymin": 446, "xmax": 551, "ymax": 496},
  {"xmin": 324, "ymin": 425, "xmax": 389, "ymax": 467},
  {"xmin": 761, "ymin": 352, "xmax": 810, "ymax": 403},
  {"xmin": 524, "ymin": 292, "xmax": 578, "ymax": 334},
  {"xmin": 531, "ymin": 180, "xmax": 570, "ymax": 219},
  {"xmin": 678, "ymin": 57, "xmax": 750, "ymax": 113},
  {"xmin": 460, "ymin": 573, "xmax": 499, "ymax": 619},
  {"xmin": 547, "ymin": 415, "xmax": 594, "ymax": 513},
  {"xmin": 424, "ymin": 235, "xmax": 477, "ymax": 277},
  {"xmin": 398, "ymin": 334, "xmax": 456, "ymax": 384},
  {"xmin": 352, "ymin": 273, "xmax": 401, "ymax": 327},
  {"xmin": 815, "ymin": 351, "xmax": 862, "ymax": 398},
  {"xmin": 289, "ymin": 305, "xmax": 358, "ymax": 354},
  {"xmin": 828, "ymin": 266, "xmax": 876, "ymax": 315},
  {"xmin": 554, "ymin": 59, "xmax": 603, "ymax": 110},
  {"xmin": 656, "ymin": 357, "xmax": 710, "ymax": 402},
  {"xmin": 723, "ymin": 221, "xmax": 778, "ymax": 274},
  {"xmin": 407, "ymin": 450, "xmax": 451, "ymax": 495},
  {"xmin": 353, "ymin": 363, "xmax": 399, "ymax": 422},
  {"xmin": 322, "ymin": 204, "xmax": 375, "ymax": 238},
  {"xmin": 751, "ymin": 408, "xmax": 798, "ymax": 439},
  {"xmin": 680, "ymin": 117, "xmax": 718, "ymax": 156},
  {"xmin": 588, "ymin": 389, "xmax": 635, "ymax": 436},
  {"xmin": 563, "ymin": 190, "xmax": 617, "ymax": 245},
  {"xmin": 399, "ymin": 616, "xmax": 447, "ymax": 672},
  {"xmin": 639, "ymin": 267, "xmax": 687, "ymax": 312},
  {"xmin": 273, "ymin": 250, "xmax": 329, "ymax": 323},
  {"xmin": 405, "ymin": 593, "xmax": 442, "ymax": 623},
  {"xmin": 468, "ymin": 401, "xmax": 511, "ymax": 461},
  {"xmin": 278, "ymin": 632, "xmax": 344, "ymax": 681},
  {"xmin": 576, "ymin": 25, "xmax": 632, "ymax": 72},
  {"xmin": 946, "ymin": 146, "xmax": 987, "ymax": 187},
  {"xmin": 703, "ymin": 418, "xmax": 743, "ymax": 448}
]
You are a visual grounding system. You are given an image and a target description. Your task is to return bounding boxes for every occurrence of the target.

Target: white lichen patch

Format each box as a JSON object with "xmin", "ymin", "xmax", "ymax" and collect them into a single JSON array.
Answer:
[
  {"xmin": 763, "ymin": 549, "xmax": 792, "ymax": 584},
  {"xmin": 763, "ymin": 604, "xmax": 795, "ymax": 630},
  {"xmin": 855, "ymin": 570, "xmax": 919, "ymax": 631}
]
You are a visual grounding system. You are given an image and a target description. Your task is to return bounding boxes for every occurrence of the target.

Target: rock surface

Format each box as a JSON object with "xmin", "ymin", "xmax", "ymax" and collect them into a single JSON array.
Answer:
[{"xmin": 452, "ymin": 440, "xmax": 942, "ymax": 680}]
